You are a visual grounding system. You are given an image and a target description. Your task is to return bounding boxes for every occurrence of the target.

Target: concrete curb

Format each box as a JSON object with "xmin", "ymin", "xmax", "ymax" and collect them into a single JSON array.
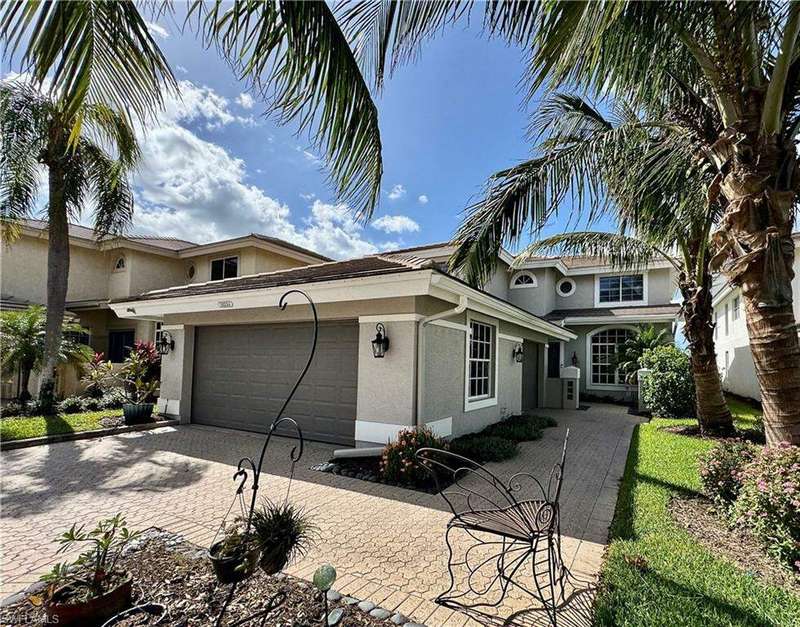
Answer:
[{"xmin": 0, "ymin": 419, "xmax": 180, "ymax": 451}]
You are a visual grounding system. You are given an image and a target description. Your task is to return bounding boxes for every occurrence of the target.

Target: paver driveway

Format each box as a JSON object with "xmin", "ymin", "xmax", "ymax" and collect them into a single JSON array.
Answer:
[{"xmin": 1, "ymin": 404, "xmax": 639, "ymax": 625}]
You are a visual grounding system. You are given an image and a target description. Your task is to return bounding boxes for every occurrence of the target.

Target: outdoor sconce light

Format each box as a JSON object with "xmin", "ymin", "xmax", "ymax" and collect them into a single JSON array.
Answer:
[
  {"xmin": 512, "ymin": 344, "xmax": 524, "ymax": 363},
  {"xmin": 571, "ymin": 351, "xmax": 579, "ymax": 367},
  {"xmin": 371, "ymin": 323, "xmax": 390, "ymax": 358},
  {"xmin": 156, "ymin": 331, "xmax": 175, "ymax": 355}
]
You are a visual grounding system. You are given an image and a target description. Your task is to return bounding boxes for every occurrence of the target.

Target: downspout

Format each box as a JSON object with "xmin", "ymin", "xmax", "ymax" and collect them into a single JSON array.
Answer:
[{"xmin": 415, "ymin": 294, "xmax": 468, "ymax": 428}]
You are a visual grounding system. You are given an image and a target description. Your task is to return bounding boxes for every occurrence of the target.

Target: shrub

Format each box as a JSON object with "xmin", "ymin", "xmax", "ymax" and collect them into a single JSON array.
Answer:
[
  {"xmin": 81, "ymin": 396, "xmax": 103, "ymax": 411},
  {"xmin": 732, "ymin": 442, "xmax": 800, "ymax": 571},
  {"xmin": 58, "ymin": 396, "xmax": 84, "ymax": 414},
  {"xmin": 449, "ymin": 434, "xmax": 518, "ymax": 463},
  {"xmin": 484, "ymin": 413, "xmax": 557, "ymax": 442},
  {"xmin": 23, "ymin": 399, "xmax": 44, "ymax": 416},
  {"xmin": 81, "ymin": 352, "xmax": 113, "ymax": 398},
  {"xmin": 100, "ymin": 388, "xmax": 127, "ymax": 409},
  {"xmin": 2, "ymin": 400, "xmax": 23, "ymax": 417},
  {"xmin": 251, "ymin": 500, "xmax": 316, "ymax": 573},
  {"xmin": 698, "ymin": 441, "xmax": 757, "ymax": 511},
  {"xmin": 640, "ymin": 345, "xmax": 696, "ymax": 418},
  {"xmin": 380, "ymin": 426, "xmax": 447, "ymax": 487}
]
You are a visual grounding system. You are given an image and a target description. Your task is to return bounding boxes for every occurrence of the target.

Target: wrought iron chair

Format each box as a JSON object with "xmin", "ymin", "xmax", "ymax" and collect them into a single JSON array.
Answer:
[{"xmin": 416, "ymin": 429, "xmax": 570, "ymax": 626}]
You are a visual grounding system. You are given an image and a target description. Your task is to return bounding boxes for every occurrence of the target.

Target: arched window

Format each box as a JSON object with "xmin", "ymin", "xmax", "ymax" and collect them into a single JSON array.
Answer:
[
  {"xmin": 114, "ymin": 256, "xmax": 126, "ymax": 271},
  {"xmin": 511, "ymin": 271, "xmax": 537, "ymax": 289},
  {"xmin": 589, "ymin": 327, "xmax": 635, "ymax": 387}
]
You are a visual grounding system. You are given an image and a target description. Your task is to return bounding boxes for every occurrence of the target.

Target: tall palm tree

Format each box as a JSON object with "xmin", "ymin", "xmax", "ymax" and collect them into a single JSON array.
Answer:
[
  {"xmin": 2, "ymin": 1, "xmax": 387, "ymax": 410},
  {"xmin": 452, "ymin": 93, "xmax": 735, "ymax": 434},
  {"xmin": 0, "ymin": 81, "xmax": 141, "ymax": 410},
  {"xmin": 0, "ymin": 305, "xmax": 92, "ymax": 403},
  {"xmin": 339, "ymin": 0, "xmax": 800, "ymax": 445}
]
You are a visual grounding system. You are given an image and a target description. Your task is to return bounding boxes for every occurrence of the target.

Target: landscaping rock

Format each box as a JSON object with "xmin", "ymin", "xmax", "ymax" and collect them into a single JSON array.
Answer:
[
  {"xmin": 369, "ymin": 608, "xmax": 391, "ymax": 619},
  {"xmin": 390, "ymin": 613, "xmax": 408, "ymax": 624},
  {"xmin": 357, "ymin": 600, "xmax": 375, "ymax": 612},
  {"xmin": 327, "ymin": 607, "xmax": 344, "ymax": 626},
  {"xmin": 0, "ymin": 592, "xmax": 26, "ymax": 608},
  {"xmin": 342, "ymin": 596, "xmax": 360, "ymax": 605},
  {"xmin": 326, "ymin": 590, "xmax": 341, "ymax": 602}
]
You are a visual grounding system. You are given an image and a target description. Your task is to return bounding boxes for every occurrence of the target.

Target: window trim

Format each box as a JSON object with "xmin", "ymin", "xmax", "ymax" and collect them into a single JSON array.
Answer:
[
  {"xmin": 556, "ymin": 277, "xmax": 576, "ymax": 298},
  {"xmin": 510, "ymin": 271, "xmax": 538, "ymax": 289},
  {"xmin": 210, "ymin": 255, "xmax": 239, "ymax": 281},
  {"xmin": 464, "ymin": 312, "xmax": 499, "ymax": 412},
  {"xmin": 732, "ymin": 295, "xmax": 740, "ymax": 321},
  {"xmin": 593, "ymin": 272, "xmax": 647, "ymax": 308},
  {"xmin": 585, "ymin": 324, "xmax": 638, "ymax": 391}
]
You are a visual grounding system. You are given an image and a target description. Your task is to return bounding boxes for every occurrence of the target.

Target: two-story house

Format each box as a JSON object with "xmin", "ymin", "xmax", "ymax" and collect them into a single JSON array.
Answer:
[
  {"xmin": 0, "ymin": 219, "xmax": 330, "ymax": 398},
  {"xmin": 108, "ymin": 240, "xmax": 677, "ymax": 447},
  {"xmin": 711, "ymin": 232, "xmax": 800, "ymax": 401}
]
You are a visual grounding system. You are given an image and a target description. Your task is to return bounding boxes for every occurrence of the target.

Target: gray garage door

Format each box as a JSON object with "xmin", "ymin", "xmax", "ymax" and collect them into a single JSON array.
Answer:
[{"xmin": 192, "ymin": 321, "xmax": 358, "ymax": 445}]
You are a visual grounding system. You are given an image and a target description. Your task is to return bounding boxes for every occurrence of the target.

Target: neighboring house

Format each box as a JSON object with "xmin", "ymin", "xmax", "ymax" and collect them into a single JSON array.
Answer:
[
  {"xmin": 0, "ymin": 219, "xmax": 330, "ymax": 398},
  {"xmin": 711, "ymin": 233, "xmax": 800, "ymax": 401},
  {"xmin": 109, "ymin": 241, "xmax": 678, "ymax": 447}
]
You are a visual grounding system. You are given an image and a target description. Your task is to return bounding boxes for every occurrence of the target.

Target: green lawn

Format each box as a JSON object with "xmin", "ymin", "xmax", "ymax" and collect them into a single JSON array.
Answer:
[
  {"xmin": 594, "ymin": 414, "xmax": 799, "ymax": 626},
  {"xmin": 0, "ymin": 410, "xmax": 122, "ymax": 442},
  {"xmin": 727, "ymin": 394, "xmax": 763, "ymax": 431}
]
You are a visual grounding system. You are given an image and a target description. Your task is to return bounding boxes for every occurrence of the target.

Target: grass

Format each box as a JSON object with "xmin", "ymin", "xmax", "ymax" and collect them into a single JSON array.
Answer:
[
  {"xmin": 726, "ymin": 394, "xmax": 763, "ymax": 431},
  {"xmin": 594, "ymin": 412, "xmax": 799, "ymax": 626},
  {"xmin": 0, "ymin": 410, "xmax": 122, "ymax": 442}
]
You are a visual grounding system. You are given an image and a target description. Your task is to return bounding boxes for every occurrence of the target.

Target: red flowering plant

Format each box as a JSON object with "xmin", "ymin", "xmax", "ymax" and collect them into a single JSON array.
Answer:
[
  {"xmin": 379, "ymin": 426, "xmax": 447, "ymax": 488},
  {"xmin": 698, "ymin": 441, "xmax": 757, "ymax": 513},
  {"xmin": 732, "ymin": 442, "xmax": 800, "ymax": 572}
]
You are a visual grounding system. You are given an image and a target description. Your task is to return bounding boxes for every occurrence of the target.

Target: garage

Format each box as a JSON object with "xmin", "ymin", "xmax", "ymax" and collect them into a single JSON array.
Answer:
[{"xmin": 191, "ymin": 321, "xmax": 358, "ymax": 445}]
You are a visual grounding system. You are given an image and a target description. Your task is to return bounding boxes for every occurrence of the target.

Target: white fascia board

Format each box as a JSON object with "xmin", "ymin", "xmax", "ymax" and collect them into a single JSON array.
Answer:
[
  {"xmin": 514, "ymin": 258, "xmax": 673, "ymax": 276},
  {"xmin": 430, "ymin": 275, "xmax": 577, "ymax": 342},
  {"xmin": 712, "ymin": 282, "xmax": 737, "ymax": 307},
  {"xmin": 561, "ymin": 313, "xmax": 679, "ymax": 325},
  {"xmin": 100, "ymin": 239, "xmax": 180, "ymax": 258},
  {"xmin": 178, "ymin": 236, "xmax": 323, "ymax": 265},
  {"xmin": 109, "ymin": 270, "xmax": 434, "ymax": 319},
  {"xmin": 20, "ymin": 225, "xmax": 99, "ymax": 251}
]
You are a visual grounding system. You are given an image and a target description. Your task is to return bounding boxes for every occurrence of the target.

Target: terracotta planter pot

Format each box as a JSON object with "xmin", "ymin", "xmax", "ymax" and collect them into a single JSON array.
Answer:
[
  {"xmin": 208, "ymin": 541, "xmax": 261, "ymax": 584},
  {"xmin": 44, "ymin": 576, "xmax": 133, "ymax": 627},
  {"xmin": 122, "ymin": 403, "xmax": 154, "ymax": 424},
  {"xmin": 102, "ymin": 602, "xmax": 166, "ymax": 626}
]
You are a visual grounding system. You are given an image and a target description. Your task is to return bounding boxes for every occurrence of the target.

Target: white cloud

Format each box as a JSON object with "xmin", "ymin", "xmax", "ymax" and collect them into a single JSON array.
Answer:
[
  {"xmin": 418, "ymin": 194, "xmax": 429, "ymax": 204},
  {"xmin": 387, "ymin": 184, "xmax": 406, "ymax": 200},
  {"xmin": 236, "ymin": 93, "xmax": 255, "ymax": 109},
  {"xmin": 372, "ymin": 215, "xmax": 420, "ymax": 234},
  {"xmin": 300, "ymin": 192, "xmax": 316, "ymax": 200},
  {"xmin": 129, "ymin": 81, "xmax": 383, "ymax": 259},
  {"xmin": 145, "ymin": 21, "xmax": 170, "ymax": 39},
  {"xmin": 176, "ymin": 65, "xmax": 189, "ymax": 74},
  {"xmin": 162, "ymin": 81, "xmax": 258, "ymax": 130}
]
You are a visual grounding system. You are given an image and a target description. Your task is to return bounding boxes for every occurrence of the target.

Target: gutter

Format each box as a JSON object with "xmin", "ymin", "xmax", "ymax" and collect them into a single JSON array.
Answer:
[{"xmin": 415, "ymin": 295, "xmax": 469, "ymax": 428}]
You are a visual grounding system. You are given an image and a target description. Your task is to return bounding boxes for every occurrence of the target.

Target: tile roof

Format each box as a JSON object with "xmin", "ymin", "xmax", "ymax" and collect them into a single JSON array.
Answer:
[
  {"xmin": 22, "ymin": 219, "xmax": 197, "ymax": 250},
  {"xmin": 113, "ymin": 254, "xmax": 428, "ymax": 303},
  {"xmin": 545, "ymin": 303, "xmax": 680, "ymax": 321}
]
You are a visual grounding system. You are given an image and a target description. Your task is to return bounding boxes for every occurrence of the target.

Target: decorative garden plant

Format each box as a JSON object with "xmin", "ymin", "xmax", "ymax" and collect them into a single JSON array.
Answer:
[
  {"xmin": 251, "ymin": 500, "xmax": 317, "ymax": 574},
  {"xmin": 110, "ymin": 343, "xmax": 160, "ymax": 424},
  {"xmin": 38, "ymin": 514, "xmax": 140, "ymax": 626},
  {"xmin": 208, "ymin": 519, "xmax": 261, "ymax": 584}
]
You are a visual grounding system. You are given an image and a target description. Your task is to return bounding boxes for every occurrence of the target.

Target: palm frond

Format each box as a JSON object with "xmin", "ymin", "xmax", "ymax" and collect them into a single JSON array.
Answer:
[
  {"xmin": 80, "ymin": 140, "xmax": 135, "ymax": 237},
  {"xmin": 0, "ymin": 1, "xmax": 176, "ymax": 134},
  {"xmin": 192, "ymin": 0, "xmax": 383, "ymax": 219}
]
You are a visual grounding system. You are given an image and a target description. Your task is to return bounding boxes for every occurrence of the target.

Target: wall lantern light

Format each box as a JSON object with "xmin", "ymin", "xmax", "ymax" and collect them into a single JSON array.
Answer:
[
  {"xmin": 512, "ymin": 344, "xmax": 524, "ymax": 363},
  {"xmin": 371, "ymin": 323, "xmax": 390, "ymax": 358},
  {"xmin": 571, "ymin": 351, "xmax": 579, "ymax": 367},
  {"xmin": 156, "ymin": 330, "xmax": 175, "ymax": 355}
]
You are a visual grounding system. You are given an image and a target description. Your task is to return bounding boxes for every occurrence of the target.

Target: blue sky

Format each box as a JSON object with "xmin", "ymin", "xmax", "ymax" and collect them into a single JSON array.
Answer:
[{"xmin": 14, "ymin": 13, "xmax": 613, "ymax": 259}]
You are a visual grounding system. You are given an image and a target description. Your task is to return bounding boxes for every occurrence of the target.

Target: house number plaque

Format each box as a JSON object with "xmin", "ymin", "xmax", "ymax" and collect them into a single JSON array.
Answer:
[{"xmin": 218, "ymin": 300, "xmax": 234, "ymax": 308}]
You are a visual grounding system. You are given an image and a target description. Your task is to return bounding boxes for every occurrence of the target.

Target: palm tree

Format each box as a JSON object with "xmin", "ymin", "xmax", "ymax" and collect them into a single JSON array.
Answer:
[
  {"xmin": 0, "ymin": 81, "xmax": 140, "ymax": 411},
  {"xmin": 452, "ymin": 93, "xmax": 735, "ymax": 435},
  {"xmin": 2, "ymin": 1, "xmax": 387, "ymax": 410},
  {"xmin": 614, "ymin": 325, "xmax": 669, "ymax": 386},
  {"xmin": 0, "ymin": 305, "xmax": 92, "ymax": 403},
  {"xmin": 338, "ymin": 1, "xmax": 800, "ymax": 445}
]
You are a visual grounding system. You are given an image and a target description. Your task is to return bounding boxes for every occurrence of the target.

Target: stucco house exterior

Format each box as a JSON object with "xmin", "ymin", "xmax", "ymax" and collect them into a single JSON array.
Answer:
[
  {"xmin": 108, "ymin": 241, "xmax": 678, "ymax": 447},
  {"xmin": 711, "ymin": 232, "xmax": 800, "ymax": 401},
  {"xmin": 0, "ymin": 219, "xmax": 329, "ymax": 398}
]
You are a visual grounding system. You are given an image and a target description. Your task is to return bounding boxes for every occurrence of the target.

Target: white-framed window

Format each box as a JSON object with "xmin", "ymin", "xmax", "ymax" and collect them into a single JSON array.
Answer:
[
  {"xmin": 210, "ymin": 256, "xmax": 238, "ymax": 281},
  {"xmin": 556, "ymin": 277, "xmax": 576, "ymax": 297},
  {"xmin": 511, "ymin": 271, "xmax": 537, "ymax": 289},
  {"xmin": 465, "ymin": 314, "xmax": 498, "ymax": 411},
  {"xmin": 595, "ymin": 273, "xmax": 646, "ymax": 306},
  {"xmin": 732, "ymin": 295, "xmax": 740, "ymax": 321},
  {"xmin": 588, "ymin": 327, "xmax": 635, "ymax": 388},
  {"xmin": 724, "ymin": 303, "xmax": 729, "ymax": 335},
  {"xmin": 113, "ymin": 256, "xmax": 126, "ymax": 272}
]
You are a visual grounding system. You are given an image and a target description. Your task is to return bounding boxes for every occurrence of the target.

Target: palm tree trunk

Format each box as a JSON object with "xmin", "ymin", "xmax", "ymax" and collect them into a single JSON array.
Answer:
[
  {"xmin": 680, "ymin": 274, "xmax": 734, "ymax": 435},
  {"xmin": 38, "ymin": 165, "xmax": 70, "ymax": 413},
  {"xmin": 19, "ymin": 365, "xmax": 32, "ymax": 404}
]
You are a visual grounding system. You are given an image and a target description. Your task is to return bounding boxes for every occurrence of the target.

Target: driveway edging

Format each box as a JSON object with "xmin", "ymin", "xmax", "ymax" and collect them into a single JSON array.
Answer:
[{"xmin": 0, "ymin": 419, "xmax": 180, "ymax": 451}]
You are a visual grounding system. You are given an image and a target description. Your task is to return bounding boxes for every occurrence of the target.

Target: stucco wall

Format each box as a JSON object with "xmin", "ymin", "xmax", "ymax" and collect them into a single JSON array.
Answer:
[
  {"xmin": 127, "ymin": 250, "xmax": 185, "ymax": 296},
  {"xmin": 185, "ymin": 246, "xmax": 309, "ymax": 284},
  {"xmin": 507, "ymin": 268, "xmax": 555, "ymax": 316},
  {"xmin": 713, "ymin": 289, "xmax": 761, "ymax": 400},
  {"xmin": 555, "ymin": 273, "xmax": 594, "ymax": 309}
]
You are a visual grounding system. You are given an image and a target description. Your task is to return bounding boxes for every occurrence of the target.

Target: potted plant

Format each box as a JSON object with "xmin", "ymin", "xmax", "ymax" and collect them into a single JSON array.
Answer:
[
  {"xmin": 208, "ymin": 520, "xmax": 261, "ymax": 584},
  {"xmin": 116, "ymin": 344, "xmax": 160, "ymax": 424},
  {"xmin": 39, "ymin": 514, "xmax": 140, "ymax": 627},
  {"xmin": 251, "ymin": 500, "xmax": 317, "ymax": 574}
]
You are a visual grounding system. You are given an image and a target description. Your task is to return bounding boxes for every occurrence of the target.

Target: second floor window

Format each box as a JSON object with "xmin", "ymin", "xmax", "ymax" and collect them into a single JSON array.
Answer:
[
  {"xmin": 598, "ymin": 274, "xmax": 644, "ymax": 304},
  {"xmin": 732, "ymin": 296, "xmax": 740, "ymax": 320},
  {"xmin": 211, "ymin": 256, "xmax": 238, "ymax": 281}
]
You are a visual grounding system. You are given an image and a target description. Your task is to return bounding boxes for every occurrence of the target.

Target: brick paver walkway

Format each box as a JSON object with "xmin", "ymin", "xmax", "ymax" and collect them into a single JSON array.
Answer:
[{"xmin": 0, "ymin": 404, "xmax": 639, "ymax": 625}]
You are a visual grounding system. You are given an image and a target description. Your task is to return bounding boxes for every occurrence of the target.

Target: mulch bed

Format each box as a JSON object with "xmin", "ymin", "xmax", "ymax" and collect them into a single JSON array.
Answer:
[
  {"xmin": 668, "ymin": 496, "xmax": 800, "ymax": 596},
  {"xmin": 0, "ymin": 530, "xmax": 388, "ymax": 626}
]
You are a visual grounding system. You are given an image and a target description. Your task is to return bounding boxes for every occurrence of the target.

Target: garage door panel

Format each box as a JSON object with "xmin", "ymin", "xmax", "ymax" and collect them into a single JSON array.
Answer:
[{"xmin": 192, "ymin": 321, "xmax": 358, "ymax": 444}]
